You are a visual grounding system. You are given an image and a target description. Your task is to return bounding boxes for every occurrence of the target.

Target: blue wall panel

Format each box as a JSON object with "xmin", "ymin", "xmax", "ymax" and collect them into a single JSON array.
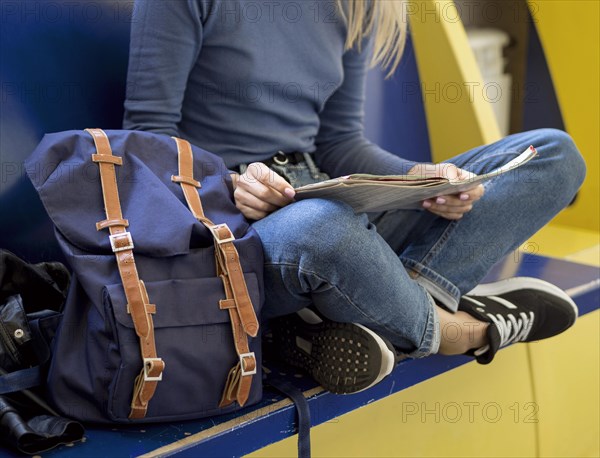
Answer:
[
  {"xmin": 0, "ymin": 0, "xmax": 132, "ymax": 261},
  {"xmin": 0, "ymin": 2, "xmax": 431, "ymax": 262},
  {"xmin": 364, "ymin": 33, "xmax": 431, "ymax": 163},
  {"xmin": 522, "ymin": 20, "xmax": 565, "ymax": 132}
]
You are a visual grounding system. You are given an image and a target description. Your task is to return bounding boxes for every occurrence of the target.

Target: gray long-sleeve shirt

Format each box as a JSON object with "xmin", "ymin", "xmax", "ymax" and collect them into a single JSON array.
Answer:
[{"xmin": 123, "ymin": 0, "xmax": 416, "ymax": 176}]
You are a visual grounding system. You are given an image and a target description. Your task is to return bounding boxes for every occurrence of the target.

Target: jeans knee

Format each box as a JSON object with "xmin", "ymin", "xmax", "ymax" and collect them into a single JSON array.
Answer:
[
  {"xmin": 254, "ymin": 198, "xmax": 366, "ymax": 264},
  {"xmin": 559, "ymin": 132, "xmax": 586, "ymax": 193},
  {"xmin": 534, "ymin": 128, "xmax": 586, "ymax": 196},
  {"xmin": 289, "ymin": 199, "xmax": 365, "ymax": 254}
]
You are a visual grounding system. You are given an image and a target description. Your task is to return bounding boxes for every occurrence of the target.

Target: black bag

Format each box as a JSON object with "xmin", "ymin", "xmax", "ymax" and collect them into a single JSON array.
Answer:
[
  {"xmin": 0, "ymin": 250, "xmax": 68, "ymax": 393},
  {"xmin": 0, "ymin": 249, "xmax": 84, "ymax": 454}
]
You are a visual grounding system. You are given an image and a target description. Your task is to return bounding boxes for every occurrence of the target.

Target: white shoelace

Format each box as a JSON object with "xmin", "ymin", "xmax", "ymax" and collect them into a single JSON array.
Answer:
[
  {"xmin": 488, "ymin": 310, "xmax": 535, "ymax": 348},
  {"xmin": 469, "ymin": 296, "xmax": 536, "ymax": 356}
]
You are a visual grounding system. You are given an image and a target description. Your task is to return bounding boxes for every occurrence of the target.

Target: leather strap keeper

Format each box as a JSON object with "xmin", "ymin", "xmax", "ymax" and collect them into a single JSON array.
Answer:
[
  {"xmin": 171, "ymin": 174, "xmax": 201, "ymax": 188},
  {"xmin": 92, "ymin": 154, "xmax": 123, "ymax": 165},
  {"xmin": 96, "ymin": 218, "xmax": 129, "ymax": 231}
]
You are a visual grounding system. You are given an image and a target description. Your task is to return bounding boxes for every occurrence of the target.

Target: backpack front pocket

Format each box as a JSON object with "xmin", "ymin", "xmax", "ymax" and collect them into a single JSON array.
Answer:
[{"xmin": 103, "ymin": 273, "xmax": 261, "ymax": 422}]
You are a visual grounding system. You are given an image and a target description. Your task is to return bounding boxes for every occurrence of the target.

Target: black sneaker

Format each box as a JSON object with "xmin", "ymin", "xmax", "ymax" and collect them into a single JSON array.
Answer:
[
  {"xmin": 459, "ymin": 277, "xmax": 578, "ymax": 364},
  {"xmin": 270, "ymin": 308, "xmax": 396, "ymax": 394}
]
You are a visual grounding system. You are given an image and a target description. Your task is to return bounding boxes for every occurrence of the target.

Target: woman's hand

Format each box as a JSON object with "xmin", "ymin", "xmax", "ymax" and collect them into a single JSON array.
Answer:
[
  {"xmin": 407, "ymin": 163, "xmax": 485, "ymax": 220},
  {"xmin": 231, "ymin": 162, "xmax": 295, "ymax": 220}
]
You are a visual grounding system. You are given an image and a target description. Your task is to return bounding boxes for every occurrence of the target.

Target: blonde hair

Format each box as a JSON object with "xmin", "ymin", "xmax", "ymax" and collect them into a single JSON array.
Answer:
[{"xmin": 338, "ymin": 0, "xmax": 408, "ymax": 77}]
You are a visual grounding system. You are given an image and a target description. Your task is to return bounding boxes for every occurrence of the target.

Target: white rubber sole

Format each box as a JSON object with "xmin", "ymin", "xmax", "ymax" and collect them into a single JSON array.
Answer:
[
  {"xmin": 468, "ymin": 277, "xmax": 578, "ymax": 323},
  {"xmin": 295, "ymin": 308, "xmax": 396, "ymax": 393},
  {"xmin": 353, "ymin": 323, "xmax": 396, "ymax": 393}
]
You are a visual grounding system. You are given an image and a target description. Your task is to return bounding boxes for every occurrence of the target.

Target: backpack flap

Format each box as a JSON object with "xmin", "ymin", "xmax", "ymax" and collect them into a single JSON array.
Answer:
[{"xmin": 25, "ymin": 130, "xmax": 235, "ymax": 257}]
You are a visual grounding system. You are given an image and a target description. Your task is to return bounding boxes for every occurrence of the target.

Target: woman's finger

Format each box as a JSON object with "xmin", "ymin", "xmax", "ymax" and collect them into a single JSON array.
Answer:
[
  {"xmin": 422, "ymin": 200, "xmax": 473, "ymax": 218},
  {"xmin": 426, "ymin": 207, "xmax": 469, "ymax": 220},
  {"xmin": 430, "ymin": 195, "xmax": 473, "ymax": 208},
  {"xmin": 235, "ymin": 201, "xmax": 268, "ymax": 221},
  {"xmin": 242, "ymin": 162, "xmax": 295, "ymax": 199},
  {"xmin": 234, "ymin": 187, "xmax": 280, "ymax": 214},
  {"xmin": 233, "ymin": 162, "xmax": 296, "ymax": 220},
  {"xmin": 237, "ymin": 181, "xmax": 291, "ymax": 208}
]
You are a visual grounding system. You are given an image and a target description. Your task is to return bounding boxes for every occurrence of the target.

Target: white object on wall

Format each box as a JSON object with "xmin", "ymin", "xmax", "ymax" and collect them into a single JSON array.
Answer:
[{"xmin": 466, "ymin": 28, "xmax": 512, "ymax": 136}]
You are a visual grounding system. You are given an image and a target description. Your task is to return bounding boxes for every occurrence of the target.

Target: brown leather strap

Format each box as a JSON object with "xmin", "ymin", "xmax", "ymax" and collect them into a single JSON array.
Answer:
[
  {"xmin": 211, "ymin": 224, "xmax": 259, "ymax": 337},
  {"xmin": 86, "ymin": 128, "xmax": 164, "ymax": 419},
  {"xmin": 171, "ymin": 136, "xmax": 258, "ymax": 407},
  {"xmin": 218, "ymin": 275, "xmax": 255, "ymax": 407}
]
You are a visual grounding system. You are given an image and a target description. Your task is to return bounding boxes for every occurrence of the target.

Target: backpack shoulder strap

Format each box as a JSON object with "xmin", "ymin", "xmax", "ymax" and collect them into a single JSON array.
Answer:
[
  {"xmin": 171, "ymin": 137, "xmax": 259, "ymax": 407},
  {"xmin": 86, "ymin": 128, "xmax": 164, "ymax": 420}
]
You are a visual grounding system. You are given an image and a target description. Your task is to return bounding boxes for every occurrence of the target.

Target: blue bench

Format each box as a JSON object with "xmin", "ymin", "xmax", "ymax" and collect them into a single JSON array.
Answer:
[{"xmin": 0, "ymin": 253, "xmax": 595, "ymax": 458}]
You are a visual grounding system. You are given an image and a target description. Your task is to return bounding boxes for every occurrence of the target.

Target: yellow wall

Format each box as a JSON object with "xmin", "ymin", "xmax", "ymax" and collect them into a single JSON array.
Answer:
[
  {"xmin": 408, "ymin": 1, "xmax": 502, "ymax": 159},
  {"xmin": 527, "ymin": 1, "xmax": 600, "ymax": 231},
  {"xmin": 249, "ymin": 311, "xmax": 599, "ymax": 458},
  {"xmin": 529, "ymin": 312, "xmax": 600, "ymax": 457},
  {"xmin": 409, "ymin": 0, "xmax": 599, "ymax": 232}
]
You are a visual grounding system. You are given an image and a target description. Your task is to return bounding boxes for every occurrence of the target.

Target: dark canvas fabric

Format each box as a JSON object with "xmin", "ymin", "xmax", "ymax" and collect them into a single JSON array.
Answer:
[{"xmin": 25, "ymin": 130, "xmax": 264, "ymax": 423}]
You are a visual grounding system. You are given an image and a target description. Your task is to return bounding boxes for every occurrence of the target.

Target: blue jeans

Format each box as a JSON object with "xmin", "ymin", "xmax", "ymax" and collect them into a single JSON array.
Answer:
[{"xmin": 252, "ymin": 129, "xmax": 586, "ymax": 358}]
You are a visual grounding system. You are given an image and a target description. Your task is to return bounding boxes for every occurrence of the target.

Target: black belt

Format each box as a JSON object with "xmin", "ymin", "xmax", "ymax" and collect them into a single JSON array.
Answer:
[
  {"xmin": 263, "ymin": 151, "xmax": 307, "ymax": 168},
  {"xmin": 233, "ymin": 151, "xmax": 308, "ymax": 173}
]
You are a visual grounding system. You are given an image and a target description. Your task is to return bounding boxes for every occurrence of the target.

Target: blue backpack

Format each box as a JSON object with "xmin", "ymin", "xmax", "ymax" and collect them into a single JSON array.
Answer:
[{"xmin": 25, "ymin": 129, "xmax": 264, "ymax": 423}]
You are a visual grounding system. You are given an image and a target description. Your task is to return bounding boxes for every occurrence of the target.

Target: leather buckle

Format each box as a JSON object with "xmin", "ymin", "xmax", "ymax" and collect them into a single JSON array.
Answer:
[
  {"xmin": 239, "ymin": 352, "xmax": 257, "ymax": 376},
  {"xmin": 109, "ymin": 232, "xmax": 134, "ymax": 252},
  {"xmin": 210, "ymin": 224, "xmax": 235, "ymax": 244},
  {"xmin": 143, "ymin": 358, "xmax": 164, "ymax": 382}
]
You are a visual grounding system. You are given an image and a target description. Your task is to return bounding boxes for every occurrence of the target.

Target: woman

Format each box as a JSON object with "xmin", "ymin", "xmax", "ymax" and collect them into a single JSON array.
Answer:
[{"xmin": 124, "ymin": 0, "xmax": 586, "ymax": 393}]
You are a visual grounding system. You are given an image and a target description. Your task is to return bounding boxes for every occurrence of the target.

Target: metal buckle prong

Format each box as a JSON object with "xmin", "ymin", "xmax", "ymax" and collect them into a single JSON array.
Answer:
[
  {"xmin": 109, "ymin": 232, "xmax": 134, "ymax": 252},
  {"xmin": 239, "ymin": 352, "xmax": 257, "ymax": 376},
  {"xmin": 143, "ymin": 358, "xmax": 164, "ymax": 382}
]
